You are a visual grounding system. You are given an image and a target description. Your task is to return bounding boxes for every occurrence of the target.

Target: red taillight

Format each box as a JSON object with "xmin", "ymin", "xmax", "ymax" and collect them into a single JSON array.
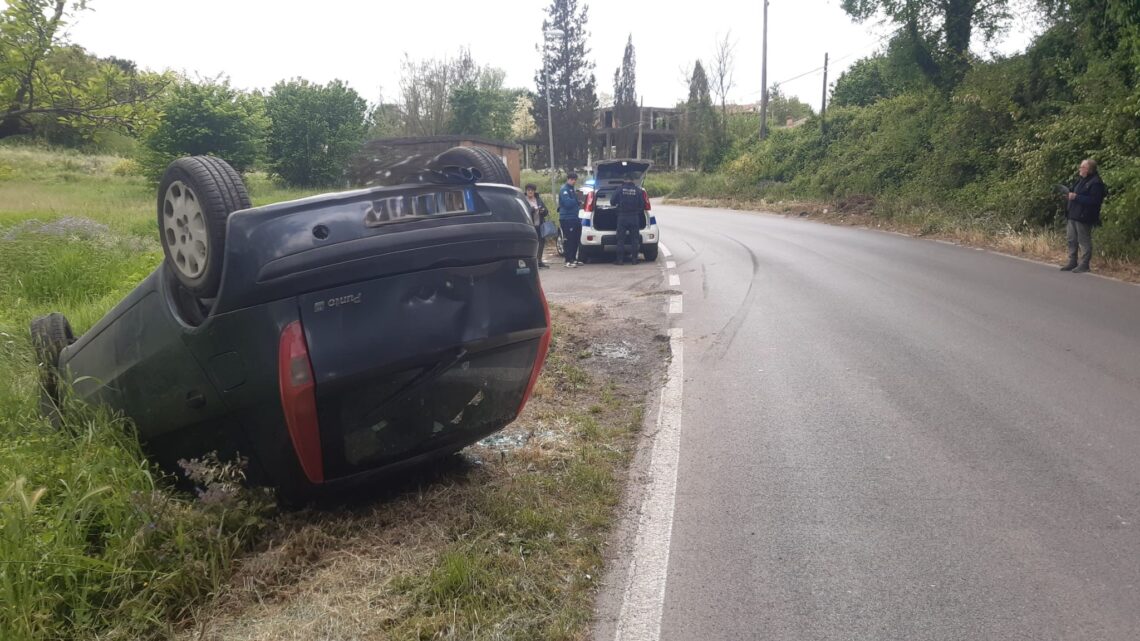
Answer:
[
  {"xmin": 584, "ymin": 191, "xmax": 596, "ymax": 212},
  {"xmin": 278, "ymin": 321, "xmax": 324, "ymax": 484},
  {"xmin": 642, "ymin": 190, "xmax": 652, "ymax": 211},
  {"xmin": 518, "ymin": 283, "xmax": 553, "ymax": 416}
]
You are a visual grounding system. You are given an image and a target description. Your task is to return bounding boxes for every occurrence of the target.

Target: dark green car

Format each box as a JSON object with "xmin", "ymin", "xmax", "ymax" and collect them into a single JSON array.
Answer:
[{"xmin": 31, "ymin": 149, "xmax": 551, "ymax": 500}]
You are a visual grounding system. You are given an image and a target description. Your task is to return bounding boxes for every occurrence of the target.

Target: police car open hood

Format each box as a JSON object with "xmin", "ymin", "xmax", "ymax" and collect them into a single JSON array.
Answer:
[{"xmin": 593, "ymin": 159, "xmax": 652, "ymax": 189}]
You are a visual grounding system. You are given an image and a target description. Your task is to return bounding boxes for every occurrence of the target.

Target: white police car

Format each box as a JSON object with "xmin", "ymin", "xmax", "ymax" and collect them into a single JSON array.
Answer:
[{"xmin": 577, "ymin": 159, "xmax": 659, "ymax": 262}]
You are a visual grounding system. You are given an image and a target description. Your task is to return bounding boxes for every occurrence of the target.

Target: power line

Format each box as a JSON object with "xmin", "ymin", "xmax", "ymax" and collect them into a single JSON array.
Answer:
[{"xmin": 737, "ymin": 25, "xmax": 904, "ymax": 99}]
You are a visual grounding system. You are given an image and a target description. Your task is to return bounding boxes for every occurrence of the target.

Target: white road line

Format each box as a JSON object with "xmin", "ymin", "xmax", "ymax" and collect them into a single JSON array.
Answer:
[
  {"xmin": 660, "ymin": 243, "xmax": 673, "ymax": 258},
  {"xmin": 665, "ymin": 261, "xmax": 676, "ymax": 270},
  {"xmin": 669, "ymin": 274, "xmax": 680, "ymax": 287},
  {"xmin": 668, "ymin": 295, "xmax": 683, "ymax": 315},
  {"xmin": 614, "ymin": 327, "xmax": 684, "ymax": 641}
]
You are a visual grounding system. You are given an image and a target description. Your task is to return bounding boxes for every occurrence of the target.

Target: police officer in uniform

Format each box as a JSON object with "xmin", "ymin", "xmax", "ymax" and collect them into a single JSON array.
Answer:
[
  {"xmin": 609, "ymin": 178, "xmax": 646, "ymax": 265},
  {"xmin": 558, "ymin": 173, "xmax": 583, "ymax": 267}
]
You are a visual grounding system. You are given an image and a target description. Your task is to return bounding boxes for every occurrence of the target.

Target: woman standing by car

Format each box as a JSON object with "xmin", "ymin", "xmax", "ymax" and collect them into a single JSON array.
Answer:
[{"xmin": 525, "ymin": 183, "xmax": 551, "ymax": 268}]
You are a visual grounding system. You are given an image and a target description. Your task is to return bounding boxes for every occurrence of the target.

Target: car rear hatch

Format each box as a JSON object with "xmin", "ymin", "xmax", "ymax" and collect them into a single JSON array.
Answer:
[
  {"xmin": 297, "ymin": 259, "xmax": 548, "ymax": 481},
  {"xmin": 220, "ymin": 183, "xmax": 549, "ymax": 483},
  {"xmin": 589, "ymin": 160, "xmax": 652, "ymax": 231}
]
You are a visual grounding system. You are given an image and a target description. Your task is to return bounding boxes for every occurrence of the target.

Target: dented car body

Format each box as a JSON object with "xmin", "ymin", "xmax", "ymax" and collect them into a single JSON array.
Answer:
[{"xmin": 36, "ymin": 154, "xmax": 551, "ymax": 500}]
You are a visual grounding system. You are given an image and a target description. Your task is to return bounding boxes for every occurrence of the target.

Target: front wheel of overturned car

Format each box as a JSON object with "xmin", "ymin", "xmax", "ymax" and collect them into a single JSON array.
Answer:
[
  {"xmin": 432, "ymin": 145, "xmax": 514, "ymax": 185},
  {"xmin": 157, "ymin": 156, "xmax": 251, "ymax": 299},
  {"xmin": 30, "ymin": 312, "xmax": 75, "ymax": 422}
]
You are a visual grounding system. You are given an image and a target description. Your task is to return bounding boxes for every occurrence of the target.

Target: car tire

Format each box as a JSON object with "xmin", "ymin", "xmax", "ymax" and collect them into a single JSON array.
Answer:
[
  {"xmin": 642, "ymin": 244, "xmax": 659, "ymax": 261},
  {"xmin": 432, "ymin": 146, "xmax": 513, "ymax": 185},
  {"xmin": 30, "ymin": 312, "xmax": 75, "ymax": 421},
  {"xmin": 157, "ymin": 156, "xmax": 251, "ymax": 299}
]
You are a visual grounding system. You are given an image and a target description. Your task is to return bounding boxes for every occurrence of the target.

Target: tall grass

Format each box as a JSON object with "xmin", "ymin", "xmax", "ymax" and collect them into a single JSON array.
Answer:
[{"xmin": 0, "ymin": 146, "xmax": 297, "ymax": 640}]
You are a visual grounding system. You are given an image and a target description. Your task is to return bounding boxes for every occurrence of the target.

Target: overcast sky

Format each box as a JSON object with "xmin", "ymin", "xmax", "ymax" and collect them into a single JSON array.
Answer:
[{"xmin": 64, "ymin": 0, "xmax": 1041, "ymax": 111}]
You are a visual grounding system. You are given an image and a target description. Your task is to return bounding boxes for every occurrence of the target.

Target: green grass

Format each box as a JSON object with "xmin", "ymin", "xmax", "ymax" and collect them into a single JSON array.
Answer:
[
  {"xmin": 376, "ymin": 318, "xmax": 642, "ymax": 640},
  {"xmin": 0, "ymin": 146, "xmax": 308, "ymax": 641}
]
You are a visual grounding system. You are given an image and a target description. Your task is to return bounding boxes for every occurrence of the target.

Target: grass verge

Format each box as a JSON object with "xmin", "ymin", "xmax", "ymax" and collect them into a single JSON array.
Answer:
[{"xmin": 0, "ymin": 146, "xmax": 315, "ymax": 640}]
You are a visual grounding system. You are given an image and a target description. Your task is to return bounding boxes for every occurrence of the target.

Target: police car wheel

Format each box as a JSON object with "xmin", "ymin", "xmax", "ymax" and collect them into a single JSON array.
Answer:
[{"xmin": 642, "ymin": 244, "xmax": 659, "ymax": 261}]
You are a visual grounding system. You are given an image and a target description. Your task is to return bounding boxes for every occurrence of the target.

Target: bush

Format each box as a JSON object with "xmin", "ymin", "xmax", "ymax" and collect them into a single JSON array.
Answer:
[
  {"xmin": 109, "ymin": 158, "xmax": 140, "ymax": 177},
  {"xmin": 265, "ymin": 79, "xmax": 368, "ymax": 187},
  {"xmin": 140, "ymin": 79, "xmax": 267, "ymax": 180}
]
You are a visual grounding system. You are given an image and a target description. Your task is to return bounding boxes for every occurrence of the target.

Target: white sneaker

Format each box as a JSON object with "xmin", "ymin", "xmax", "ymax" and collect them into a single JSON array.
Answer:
[{"xmin": 564, "ymin": 262, "xmax": 577, "ymax": 268}]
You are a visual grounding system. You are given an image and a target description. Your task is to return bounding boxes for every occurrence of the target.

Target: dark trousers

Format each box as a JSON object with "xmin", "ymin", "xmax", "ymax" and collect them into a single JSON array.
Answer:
[
  {"xmin": 1067, "ymin": 219, "xmax": 1093, "ymax": 266},
  {"xmin": 561, "ymin": 218, "xmax": 581, "ymax": 263},
  {"xmin": 615, "ymin": 214, "xmax": 642, "ymax": 263}
]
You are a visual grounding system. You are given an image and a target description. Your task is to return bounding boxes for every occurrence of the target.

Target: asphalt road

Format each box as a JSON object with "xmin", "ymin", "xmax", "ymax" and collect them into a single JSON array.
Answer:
[{"xmin": 654, "ymin": 204, "xmax": 1140, "ymax": 641}]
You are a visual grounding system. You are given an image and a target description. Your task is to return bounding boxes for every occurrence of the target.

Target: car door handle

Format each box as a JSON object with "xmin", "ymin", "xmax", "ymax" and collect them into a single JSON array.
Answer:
[{"xmin": 186, "ymin": 390, "xmax": 206, "ymax": 409}]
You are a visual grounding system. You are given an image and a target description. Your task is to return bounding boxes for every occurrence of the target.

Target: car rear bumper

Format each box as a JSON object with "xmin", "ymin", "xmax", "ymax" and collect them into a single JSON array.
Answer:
[{"xmin": 579, "ymin": 228, "xmax": 660, "ymax": 247}]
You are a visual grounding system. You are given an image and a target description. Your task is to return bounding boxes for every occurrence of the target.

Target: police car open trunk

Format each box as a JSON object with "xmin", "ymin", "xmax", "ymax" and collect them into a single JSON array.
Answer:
[{"xmin": 586, "ymin": 159, "xmax": 652, "ymax": 231}]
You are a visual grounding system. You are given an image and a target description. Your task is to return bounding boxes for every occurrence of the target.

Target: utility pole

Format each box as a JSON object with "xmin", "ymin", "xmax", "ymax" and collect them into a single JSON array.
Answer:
[
  {"xmin": 759, "ymin": 0, "xmax": 770, "ymax": 141},
  {"xmin": 636, "ymin": 95, "xmax": 644, "ymax": 159},
  {"xmin": 820, "ymin": 52, "xmax": 829, "ymax": 134},
  {"xmin": 545, "ymin": 79, "xmax": 557, "ymax": 196}
]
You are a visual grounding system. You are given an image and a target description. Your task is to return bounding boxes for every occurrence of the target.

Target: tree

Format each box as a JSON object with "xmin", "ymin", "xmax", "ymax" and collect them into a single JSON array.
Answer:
[
  {"xmin": 840, "ymin": 0, "xmax": 1015, "ymax": 88},
  {"xmin": 533, "ymin": 0, "xmax": 599, "ymax": 169},
  {"xmin": 680, "ymin": 59, "xmax": 717, "ymax": 168},
  {"xmin": 448, "ymin": 67, "xmax": 520, "ymax": 140},
  {"xmin": 511, "ymin": 94, "xmax": 538, "ymax": 141},
  {"xmin": 367, "ymin": 89, "xmax": 404, "ymax": 139},
  {"xmin": 0, "ymin": 0, "xmax": 167, "ymax": 140},
  {"xmin": 612, "ymin": 34, "xmax": 638, "ymax": 157},
  {"xmin": 831, "ymin": 56, "xmax": 894, "ymax": 107},
  {"xmin": 397, "ymin": 49, "xmax": 478, "ymax": 136},
  {"xmin": 265, "ymin": 78, "xmax": 368, "ymax": 187},
  {"xmin": 710, "ymin": 32, "xmax": 736, "ymax": 128},
  {"xmin": 141, "ymin": 78, "xmax": 267, "ymax": 179},
  {"xmin": 766, "ymin": 84, "xmax": 815, "ymax": 125},
  {"xmin": 708, "ymin": 32, "xmax": 737, "ymax": 165}
]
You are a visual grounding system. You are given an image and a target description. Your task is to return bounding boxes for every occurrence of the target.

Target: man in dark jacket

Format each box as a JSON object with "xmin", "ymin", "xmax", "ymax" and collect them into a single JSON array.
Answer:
[
  {"xmin": 1061, "ymin": 158, "xmax": 1107, "ymax": 273},
  {"xmin": 609, "ymin": 179, "xmax": 647, "ymax": 265},
  {"xmin": 558, "ymin": 173, "xmax": 583, "ymax": 267}
]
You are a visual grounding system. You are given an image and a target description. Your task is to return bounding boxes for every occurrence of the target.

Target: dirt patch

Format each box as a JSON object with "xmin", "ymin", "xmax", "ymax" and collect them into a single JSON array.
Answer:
[{"xmin": 178, "ymin": 302, "xmax": 668, "ymax": 641}]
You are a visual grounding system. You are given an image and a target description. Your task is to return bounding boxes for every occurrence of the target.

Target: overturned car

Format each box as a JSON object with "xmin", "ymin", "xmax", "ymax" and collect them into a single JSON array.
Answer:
[{"xmin": 31, "ymin": 148, "xmax": 551, "ymax": 500}]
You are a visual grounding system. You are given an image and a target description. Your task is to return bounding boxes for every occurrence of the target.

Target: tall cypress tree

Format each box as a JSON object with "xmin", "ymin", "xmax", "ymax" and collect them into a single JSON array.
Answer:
[
  {"xmin": 612, "ymin": 35, "xmax": 638, "ymax": 157},
  {"xmin": 682, "ymin": 60, "xmax": 716, "ymax": 168},
  {"xmin": 532, "ymin": 0, "xmax": 599, "ymax": 169}
]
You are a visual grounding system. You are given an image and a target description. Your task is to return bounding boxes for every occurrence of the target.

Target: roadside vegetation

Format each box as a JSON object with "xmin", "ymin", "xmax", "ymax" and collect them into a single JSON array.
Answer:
[
  {"xmin": 0, "ymin": 147, "xmax": 312, "ymax": 641},
  {"xmin": 667, "ymin": 0, "xmax": 1140, "ymax": 263}
]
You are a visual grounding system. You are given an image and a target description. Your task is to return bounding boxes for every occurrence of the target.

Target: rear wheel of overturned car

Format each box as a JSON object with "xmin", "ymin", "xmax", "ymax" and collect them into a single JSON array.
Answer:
[
  {"xmin": 30, "ymin": 312, "xmax": 75, "ymax": 421},
  {"xmin": 433, "ymin": 145, "xmax": 514, "ymax": 185},
  {"xmin": 157, "ymin": 156, "xmax": 251, "ymax": 299}
]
